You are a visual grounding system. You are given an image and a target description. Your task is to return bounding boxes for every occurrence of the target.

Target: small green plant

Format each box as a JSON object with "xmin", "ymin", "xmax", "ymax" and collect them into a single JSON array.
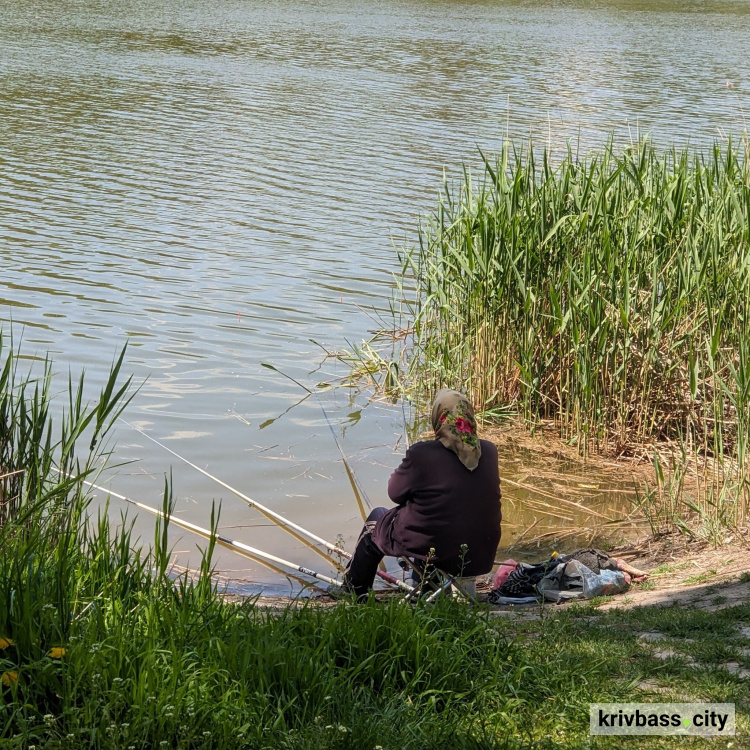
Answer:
[
  {"xmin": 650, "ymin": 562, "xmax": 690, "ymax": 576},
  {"xmin": 683, "ymin": 570, "xmax": 717, "ymax": 585}
]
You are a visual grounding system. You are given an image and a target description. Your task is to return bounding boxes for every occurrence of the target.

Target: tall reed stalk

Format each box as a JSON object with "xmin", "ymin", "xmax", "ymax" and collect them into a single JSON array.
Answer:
[{"xmin": 395, "ymin": 138, "xmax": 750, "ymax": 527}]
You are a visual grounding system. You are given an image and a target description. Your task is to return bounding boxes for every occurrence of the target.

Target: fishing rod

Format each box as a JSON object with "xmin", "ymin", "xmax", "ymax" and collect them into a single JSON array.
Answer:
[
  {"xmin": 260, "ymin": 363, "xmax": 411, "ymax": 581},
  {"xmin": 319, "ymin": 403, "xmax": 372, "ymax": 514},
  {"xmin": 261, "ymin": 363, "xmax": 416, "ymax": 586},
  {"xmin": 80, "ymin": 473, "xmax": 459, "ymax": 604},
  {"xmin": 78, "ymin": 476, "xmax": 340, "ymax": 588},
  {"xmin": 120, "ymin": 420, "xmax": 414, "ymax": 593},
  {"xmin": 118, "ymin": 421, "xmax": 344, "ymax": 568},
  {"xmin": 58, "ymin": 469, "xmax": 310, "ymax": 586},
  {"xmin": 93, "ymin": 477, "xmax": 452, "ymax": 604}
]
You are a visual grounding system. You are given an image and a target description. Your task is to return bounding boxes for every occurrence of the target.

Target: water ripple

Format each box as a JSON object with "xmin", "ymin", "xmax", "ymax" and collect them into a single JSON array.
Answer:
[{"xmin": 2, "ymin": 0, "xmax": 750, "ymax": 587}]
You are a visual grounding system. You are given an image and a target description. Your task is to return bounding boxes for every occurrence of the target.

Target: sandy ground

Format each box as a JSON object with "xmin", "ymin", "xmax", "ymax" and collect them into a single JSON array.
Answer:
[{"xmin": 599, "ymin": 533, "xmax": 750, "ymax": 612}]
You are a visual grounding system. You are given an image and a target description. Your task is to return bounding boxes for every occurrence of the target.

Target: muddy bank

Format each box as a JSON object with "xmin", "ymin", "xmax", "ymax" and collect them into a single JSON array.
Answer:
[{"xmin": 599, "ymin": 532, "xmax": 750, "ymax": 612}]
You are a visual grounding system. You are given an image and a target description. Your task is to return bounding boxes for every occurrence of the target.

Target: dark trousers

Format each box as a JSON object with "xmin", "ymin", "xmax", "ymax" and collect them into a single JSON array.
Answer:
[{"xmin": 343, "ymin": 507, "xmax": 388, "ymax": 598}]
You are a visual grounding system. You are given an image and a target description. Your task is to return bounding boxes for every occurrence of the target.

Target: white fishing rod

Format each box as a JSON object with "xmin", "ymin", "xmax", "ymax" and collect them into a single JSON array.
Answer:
[
  {"xmin": 120, "ymin": 420, "xmax": 414, "ymax": 593},
  {"xmin": 79, "ymin": 476, "xmax": 341, "ymax": 587}
]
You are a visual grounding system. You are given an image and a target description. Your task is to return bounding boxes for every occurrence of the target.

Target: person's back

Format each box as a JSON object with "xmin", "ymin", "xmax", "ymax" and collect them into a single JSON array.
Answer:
[
  {"xmin": 376, "ymin": 438, "xmax": 501, "ymax": 576},
  {"xmin": 341, "ymin": 389, "xmax": 502, "ymax": 598}
]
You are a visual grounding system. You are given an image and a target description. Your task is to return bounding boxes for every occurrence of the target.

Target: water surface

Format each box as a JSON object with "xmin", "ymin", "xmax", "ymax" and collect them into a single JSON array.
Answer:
[{"xmin": 2, "ymin": 0, "xmax": 750, "ymax": 593}]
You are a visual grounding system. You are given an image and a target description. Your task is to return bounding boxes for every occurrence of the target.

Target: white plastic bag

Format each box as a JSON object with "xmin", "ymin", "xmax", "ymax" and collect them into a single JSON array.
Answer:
[
  {"xmin": 563, "ymin": 559, "xmax": 628, "ymax": 598},
  {"xmin": 586, "ymin": 568, "xmax": 629, "ymax": 597}
]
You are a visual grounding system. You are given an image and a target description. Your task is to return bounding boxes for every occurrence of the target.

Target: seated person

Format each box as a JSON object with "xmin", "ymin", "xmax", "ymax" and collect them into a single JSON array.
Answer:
[{"xmin": 342, "ymin": 389, "xmax": 502, "ymax": 598}]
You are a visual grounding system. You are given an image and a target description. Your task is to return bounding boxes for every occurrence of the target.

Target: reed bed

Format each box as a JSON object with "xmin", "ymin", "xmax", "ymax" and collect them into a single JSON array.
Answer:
[{"xmin": 374, "ymin": 139, "xmax": 750, "ymax": 529}]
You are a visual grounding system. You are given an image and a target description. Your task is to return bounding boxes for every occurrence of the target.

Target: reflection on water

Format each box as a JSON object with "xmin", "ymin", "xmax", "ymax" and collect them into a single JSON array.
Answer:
[
  {"xmin": 495, "ymin": 441, "xmax": 642, "ymax": 562},
  {"xmin": 1, "ymin": 0, "xmax": 749, "ymax": 594}
]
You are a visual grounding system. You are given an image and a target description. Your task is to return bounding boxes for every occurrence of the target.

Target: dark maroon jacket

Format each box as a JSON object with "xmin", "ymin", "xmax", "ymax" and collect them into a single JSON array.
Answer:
[{"xmin": 371, "ymin": 439, "xmax": 502, "ymax": 577}]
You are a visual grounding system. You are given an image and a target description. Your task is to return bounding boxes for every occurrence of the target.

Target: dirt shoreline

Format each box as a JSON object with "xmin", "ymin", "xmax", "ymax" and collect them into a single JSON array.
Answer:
[
  {"xmin": 235, "ymin": 532, "xmax": 750, "ymax": 614},
  {"xmin": 226, "ymin": 424, "xmax": 749, "ymax": 615},
  {"xmin": 599, "ymin": 531, "xmax": 750, "ymax": 611}
]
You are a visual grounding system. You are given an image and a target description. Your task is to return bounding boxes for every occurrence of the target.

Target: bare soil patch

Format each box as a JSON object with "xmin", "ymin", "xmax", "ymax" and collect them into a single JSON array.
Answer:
[{"xmin": 598, "ymin": 531, "xmax": 750, "ymax": 611}]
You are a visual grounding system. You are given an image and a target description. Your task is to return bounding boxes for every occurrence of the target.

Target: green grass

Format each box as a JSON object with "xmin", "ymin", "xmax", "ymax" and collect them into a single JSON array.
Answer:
[
  {"xmin": 2, "ymin": 335, "xmax": 748, "ymax": 748},
  {"xmin": 516, "ymin": 602, "xmax": 750, "ymax": 748},
  {"xmin": 650, "ymin": 563, "xmax": 690, "ymax": 577},
  {"xmin": 3, "ymin": 526, "xmax": 749, "ymax": 750}
]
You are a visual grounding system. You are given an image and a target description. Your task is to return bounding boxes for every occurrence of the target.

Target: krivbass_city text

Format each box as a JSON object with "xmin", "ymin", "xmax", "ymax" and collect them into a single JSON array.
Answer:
[{"xmin": 590, "ymin": 703, "xmax": 734, "ymax": 736}]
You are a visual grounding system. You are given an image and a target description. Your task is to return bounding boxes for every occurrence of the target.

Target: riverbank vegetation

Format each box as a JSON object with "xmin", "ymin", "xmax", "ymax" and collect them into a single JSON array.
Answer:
[
  {"xmin": 1, "ymin": 341, "xmax": 748, "ymax": 748},
  {"xmin": 348, "ymin": 138, "xmax": 750, "ymax": 534}
]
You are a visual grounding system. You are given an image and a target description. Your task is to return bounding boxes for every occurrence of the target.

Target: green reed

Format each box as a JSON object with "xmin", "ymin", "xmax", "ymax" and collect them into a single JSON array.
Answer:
[
  {"xmin": 394, "ymin": 139, "xmax": 750, "ymax": 526},
  {"xmin": 0, "ymin": 333, "xmax": 133, "ymax": 529}
]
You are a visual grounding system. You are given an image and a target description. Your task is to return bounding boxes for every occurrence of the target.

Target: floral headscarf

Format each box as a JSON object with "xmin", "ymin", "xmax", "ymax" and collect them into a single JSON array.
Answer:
[{"xmin": 430, "ymin": 389, "xmax": 482, "ymax": 471}]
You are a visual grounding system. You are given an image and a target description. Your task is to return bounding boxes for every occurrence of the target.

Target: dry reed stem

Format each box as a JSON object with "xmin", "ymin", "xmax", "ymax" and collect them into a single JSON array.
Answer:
[
  {"xmin": 501, "ymin": 476, "xmax": 615, "ymax": 520},
  {"xmin": 0, "ymin": 469, "xmax": 24, "ymax": 481}
]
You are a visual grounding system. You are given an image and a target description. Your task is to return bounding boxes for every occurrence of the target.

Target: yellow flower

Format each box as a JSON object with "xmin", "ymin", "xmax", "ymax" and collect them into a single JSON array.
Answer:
[
  {"xmin": 0, "ymin": 637, "xmax": 13, "ymax": 649},
  {"xmin": 1, "ymin": 671, "xmax": 18, "ymax": 686},
  {"xmin": 48, "ymin": 648, "xmax": 67, "ymax": 659}
]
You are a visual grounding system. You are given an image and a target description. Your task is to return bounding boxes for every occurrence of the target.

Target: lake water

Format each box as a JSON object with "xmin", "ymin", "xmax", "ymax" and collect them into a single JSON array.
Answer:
[{"xmin": 2, "ymin": 0, "xmax": 750, "ymax": 594}]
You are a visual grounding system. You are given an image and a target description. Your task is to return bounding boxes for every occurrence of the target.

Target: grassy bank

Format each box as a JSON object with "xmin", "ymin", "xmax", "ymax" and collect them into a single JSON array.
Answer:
[
  {"xmin": 2, "ymin": 339, "xmax": 748, "ymax": 748},
  {"xmin": 353, "ymin": 138, "xmax": 750, "ymax": 532}
]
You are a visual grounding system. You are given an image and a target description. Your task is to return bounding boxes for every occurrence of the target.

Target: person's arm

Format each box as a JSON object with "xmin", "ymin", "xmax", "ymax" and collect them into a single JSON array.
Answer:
[{"xmin": 387, "ymin": 446, "xmax": 419, "ymax": 505}]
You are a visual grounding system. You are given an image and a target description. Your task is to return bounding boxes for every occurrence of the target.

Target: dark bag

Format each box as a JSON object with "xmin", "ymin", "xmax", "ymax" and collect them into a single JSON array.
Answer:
[
  {"xmin": 488, "ymin": 559, "xmax": 557, "ymax": 601},
  {"xmin": 559, "ymin": 548, "xmax": 618, "ymax": 575}
]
